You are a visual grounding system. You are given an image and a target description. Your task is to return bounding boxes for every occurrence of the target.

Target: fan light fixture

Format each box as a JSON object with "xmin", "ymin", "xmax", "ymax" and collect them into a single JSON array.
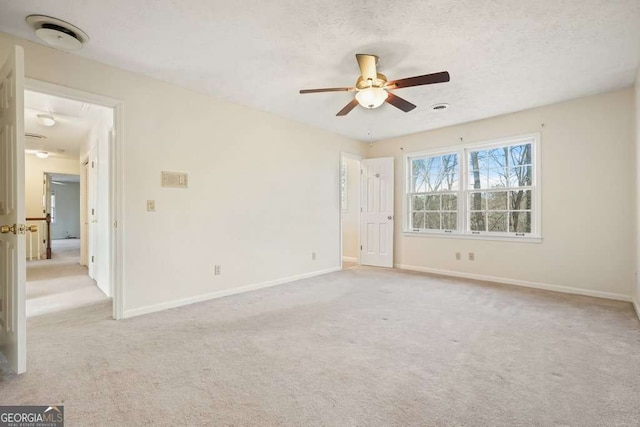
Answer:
[
  {"xmin": 36, "ymin": 113, "xmax": 56, "ymax": 126},
  {"xmin": 299, "ymin": 54, "xmax": 450, "ymax": 116},
  {"xmin": 35, "ymin": 151, "xmax": 50, "ymax": 159},
  {"xmin": 355, "ymin": 87, "xmax": 388, "ymax": 109}
]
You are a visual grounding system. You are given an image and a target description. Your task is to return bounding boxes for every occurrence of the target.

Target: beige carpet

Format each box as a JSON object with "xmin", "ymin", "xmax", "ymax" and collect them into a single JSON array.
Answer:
[
  {"xmin": 26, "ymin": 239, "xmax": 109, "ymax": 318},
  {"xmin": 1, "ymin": 267, "xmax": 639, "ymax": 426}
]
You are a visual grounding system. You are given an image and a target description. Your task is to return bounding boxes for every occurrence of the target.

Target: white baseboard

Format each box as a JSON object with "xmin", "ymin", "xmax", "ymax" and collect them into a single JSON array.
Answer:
[
  {"xmin": 633, "ymin": 299, "xmax": 640, "ymax": 321},
  {"xmin": 395, "ymin": 264, "xmax": 632, "ymax": 302},
  {"xmin": 123, "ymin": 266, "xmax": 342, "ymax": 319},
  {"xmin": 342, "ymin": 256, "xmax": 358, "ymax": 263}
]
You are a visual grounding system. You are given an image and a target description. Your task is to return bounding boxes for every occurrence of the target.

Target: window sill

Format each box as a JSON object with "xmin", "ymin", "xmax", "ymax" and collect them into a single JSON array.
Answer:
[{"xmin": 402, "ymin": 231, "xmax": 542, "ymax": 243}]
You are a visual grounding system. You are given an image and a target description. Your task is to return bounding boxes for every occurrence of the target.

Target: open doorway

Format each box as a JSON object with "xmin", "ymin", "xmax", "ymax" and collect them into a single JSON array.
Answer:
[
  {"xmin": 24, "ymin": 89, "xmax": 114, "ymax": 317},
  {"xmin": 340, "ymin": 152, "xmax": 361, "ymax": 269}
]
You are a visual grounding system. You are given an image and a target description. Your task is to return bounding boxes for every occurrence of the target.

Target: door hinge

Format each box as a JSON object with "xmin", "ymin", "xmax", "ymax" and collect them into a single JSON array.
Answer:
[
  {"xmin": 91, "ymin": 161, "xmax": 95, "ymax": 168},
  {"xmin": 91, "ymin": 256, "xmax": 94, "ymax": 263},
  {"xmin": 91, "ymin": 208, "xmax": 95, "ymax": 215},
  {"xmin": 113, "ymin": 220, "xmax": 117, "ymax": 228},
  {"xmin": 360, "ymin": 245, "xmax": 363, "ymax": 250}
]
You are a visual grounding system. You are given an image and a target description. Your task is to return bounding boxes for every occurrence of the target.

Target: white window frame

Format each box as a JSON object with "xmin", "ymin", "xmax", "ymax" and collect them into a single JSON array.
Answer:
[{"xmin": 403, "ymin": 133, "xmax": 541, "ymax": 242}]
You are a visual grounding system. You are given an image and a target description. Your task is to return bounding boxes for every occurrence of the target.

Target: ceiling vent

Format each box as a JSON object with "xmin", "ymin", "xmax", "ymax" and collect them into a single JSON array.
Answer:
[
  {"xmin": 429, "ymin": 103, "xmax": 450, "ymax": 112},
  {"xmin": 26, "ymin": 15, "xmax": 89, "ymax": 51},
  {"xmin": 25, "ymin": 133, "xmax": 47, "ymax": 139}
]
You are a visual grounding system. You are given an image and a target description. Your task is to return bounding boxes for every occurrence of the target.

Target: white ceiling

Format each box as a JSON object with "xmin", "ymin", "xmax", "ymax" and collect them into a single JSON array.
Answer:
[
  {"xmin": 24, "ymin": 90, "xmax": 111, "ymax": 159},
  {"xmin": 2, "ymin": 1, "xmax": 639, "ymax": 141}
]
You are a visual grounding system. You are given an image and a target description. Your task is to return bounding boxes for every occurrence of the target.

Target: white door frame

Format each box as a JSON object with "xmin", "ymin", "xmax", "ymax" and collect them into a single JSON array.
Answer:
[
  {"xmin": 24, "ymin": 78, "xmax": 125, "ymax": 320},
  {"xmin": 339, "ymin": 152, "xmax": 362, "ymax": 267}
]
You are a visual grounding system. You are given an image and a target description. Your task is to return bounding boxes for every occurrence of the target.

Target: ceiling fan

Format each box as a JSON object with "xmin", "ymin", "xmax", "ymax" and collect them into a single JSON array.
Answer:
[{"xmin": 299, "ymin": 54, "xmax": 450, "ymax": 116}]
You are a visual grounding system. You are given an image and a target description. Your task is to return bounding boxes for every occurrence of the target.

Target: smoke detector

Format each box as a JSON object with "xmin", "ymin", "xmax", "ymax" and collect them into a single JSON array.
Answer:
[{"xmin": 26, "ymin": 15, "xmax": 89, "ymax": 51}]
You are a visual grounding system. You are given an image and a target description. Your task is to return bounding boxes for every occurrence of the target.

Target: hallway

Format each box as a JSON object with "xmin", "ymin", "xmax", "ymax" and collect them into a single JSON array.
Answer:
[{"xmin": 26, "ymin": 239, "xmax": 109, "ymax": 317}]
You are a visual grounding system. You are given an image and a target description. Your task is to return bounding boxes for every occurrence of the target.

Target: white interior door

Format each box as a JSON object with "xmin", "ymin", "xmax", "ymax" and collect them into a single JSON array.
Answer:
[
  {"xmin": 0, "ymin": 46, "xmax": 26, "ymax": 374},
  {"xmin": 360, "ymin": 157, "xmax": 394, "ymax": 268}
]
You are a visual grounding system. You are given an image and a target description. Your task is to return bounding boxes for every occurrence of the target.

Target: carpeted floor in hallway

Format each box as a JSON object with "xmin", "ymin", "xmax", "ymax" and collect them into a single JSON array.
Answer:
[
  {"xmin": 26, "ymin": 239, "xmax": 109, "ymax": 317},
  {"xmin": 1, "ymin": 267, "xmax": 639, "ymax": 426}
]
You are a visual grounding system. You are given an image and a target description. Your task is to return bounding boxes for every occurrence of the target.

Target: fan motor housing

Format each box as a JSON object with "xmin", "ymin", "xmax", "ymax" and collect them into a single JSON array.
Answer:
[{"xmin": 356, "ymin": 73, "xmax": 388, "ymax": 90}]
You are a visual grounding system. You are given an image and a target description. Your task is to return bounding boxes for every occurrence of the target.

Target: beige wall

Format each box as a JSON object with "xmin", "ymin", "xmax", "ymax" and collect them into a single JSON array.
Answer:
[
  {"xmin": 25, "ymin": 154, "xmax": 80, "ymax": 218},
  {"xmin": 368, "ymin": 89, "xmax": 635, "ymax": 299},
  {"xmin": 0, "ymin": 32, "xmax": 366, "ymax": 316},
  {"xmin": 342, "ymin": 157, "xmax": 360, "ymax": 260}
]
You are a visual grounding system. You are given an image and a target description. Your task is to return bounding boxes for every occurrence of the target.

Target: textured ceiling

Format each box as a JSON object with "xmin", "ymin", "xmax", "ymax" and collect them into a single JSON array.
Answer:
[
  {"xmin": 25, "ymin": 90, "xmax": 112, "ymax": 158},
  {"xmin": 2, "ymin": 0, "xmax": 639, "ymax": 141}
]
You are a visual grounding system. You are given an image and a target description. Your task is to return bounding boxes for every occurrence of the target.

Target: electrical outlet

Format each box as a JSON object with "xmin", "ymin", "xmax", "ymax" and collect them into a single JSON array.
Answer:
[
  {"xmin": 468, "ymin": 252, "xmax": 475, "ymax": 261},
  {"xmin": 146, "ymin": 200, "xmax": 156, "ymax": 212},
  {"xmin": 311, "ymin": 251, "xmax": 317, "ymax": 260},
  {"xmin": 455, "ymin": 252, "xmax": 461, "ymax": 261},
  {"xmin": 214, "ymin": 265, "xmax": 221, "ymax": 275}
]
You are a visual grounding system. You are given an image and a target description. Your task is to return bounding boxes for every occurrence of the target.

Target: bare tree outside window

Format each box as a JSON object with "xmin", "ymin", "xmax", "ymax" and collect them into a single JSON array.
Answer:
[
  {"xmin": 410, "ymin": 153, "xmax": 458, "ymax": 231},
  {"xmin": 468, "ymin": 143, "xmax": 532, "ymax": 233}
]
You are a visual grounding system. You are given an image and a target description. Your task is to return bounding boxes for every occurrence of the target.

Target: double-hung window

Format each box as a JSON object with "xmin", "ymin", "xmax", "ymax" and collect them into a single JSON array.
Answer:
[
  {"xmin": 408, "ymin": 151, "xmax": 459, "ymax": 232},
  {"xmin": 405, "ymin": 134, "xmax": 540, "ymax": 240}
]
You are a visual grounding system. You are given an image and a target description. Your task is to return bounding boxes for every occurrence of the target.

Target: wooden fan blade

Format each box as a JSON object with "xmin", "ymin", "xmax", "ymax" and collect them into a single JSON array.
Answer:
[
  {"xmin": 387, "ymin": 71, "xmax": 450, "ymax": 90},
  {"xmin": 356, "ymin": 54, "xmax": 378, "ymax": 82},
  {"xmin": 336, "ymin": 99, "xmax": 359, "ymax": 116},
  {"xmin": 300, "ymin": 87, "xmax": 355, "ymax": 94},
  {"xmin": 386, "ymin": 92, "xmax": 416, "ymax": 112}
]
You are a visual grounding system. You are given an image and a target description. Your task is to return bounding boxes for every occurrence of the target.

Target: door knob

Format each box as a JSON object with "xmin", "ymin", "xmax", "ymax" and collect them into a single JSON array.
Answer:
[
  {"xmin": 387, "ymin": 216, "xmax": 393, "ymax": 220},
  {"xmin": 1, "ymin": 224, "xmax": 15, "ymax": 234},
  {"xmin": 27, "ymin": 225, "xmax": 38, "ymax": 232}
]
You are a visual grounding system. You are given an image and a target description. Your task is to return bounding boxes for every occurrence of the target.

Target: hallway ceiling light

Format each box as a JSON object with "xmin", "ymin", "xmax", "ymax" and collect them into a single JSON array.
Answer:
[
  {"xmin": 35, "ymin": 151, "xmax": 50, "ymax": 159},
  {"xmin": 26, "ymin": 15, "xmax": 89, "ymax": 51},
  {"xmin": 36, "ymin": 113, "xmax": 56, "ymax": 127}
]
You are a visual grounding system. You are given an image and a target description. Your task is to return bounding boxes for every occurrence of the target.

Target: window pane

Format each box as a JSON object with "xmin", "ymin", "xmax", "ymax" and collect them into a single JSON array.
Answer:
[
  {"xmin": 509, "ymin": 143, "xmax": 532, "ymax": 167},
  {"xmin": 412, "ymin": 195, "xmax": 425, "ymax": 211},
  {"xmin": 468, "ymin": 170, "xmax": 487, "ymax": 189},
  {"xmin": 425, "ymin": 195, "xmax": 440, "ymax": 210},
  {"xmin": 487, "ymin": 148, "xmax": 508, "ymax": 168},
  {"xmin": 487, "ymin": 212, "xmax": 508, "ymax": 232},
  {"xmin": 510, "ymin": 211, "xmax": 532, "ymax": 233},
  {"xmin": 487, "ymin": 191, "xmax": 508, "ymax": 210},
  {"xmin": 442, "ymin": 212, "xmax": 457, "ymax": 230},
  {"xmin": 469, "ymin": 150, "xmax": 488, "ymax": 171},
  {"xmin": 469, "ymin": 192, "xmax": 485, "ymax": 211},
  {"xmin": 441, "ymin": 194, "xmax": 457, "ymax": 210},
  {"xmin": 412, "ymin": 159, "xmax": 428, "ymax": 192},
  {"xmin": 487, "ymin": 168, "xmax": 508, "ymax": 188},
  {"xmin": 510, "ymin": 190, "xmax": 532, "ymax": 211},
  {"xmin": 425, "ymin": 213, "xmax": 440, "ymax": 229},
  {"xmin": 508, "ymin": 166, "xmax": 532, "ymax": 187},
  {"xmin": 470, "ymin": 212, "xmax": 486, "ymax": 231},
  {"xmin": 412, "ymin": 154, "xmax": 459, "ymax": 192},
  {"xmin": 412, "ymin": 212, "xmax": 425, "ymax": 229},
  {"xmin": 430, "ymin": 168, "xmax": 458, "ymax": 191}
]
